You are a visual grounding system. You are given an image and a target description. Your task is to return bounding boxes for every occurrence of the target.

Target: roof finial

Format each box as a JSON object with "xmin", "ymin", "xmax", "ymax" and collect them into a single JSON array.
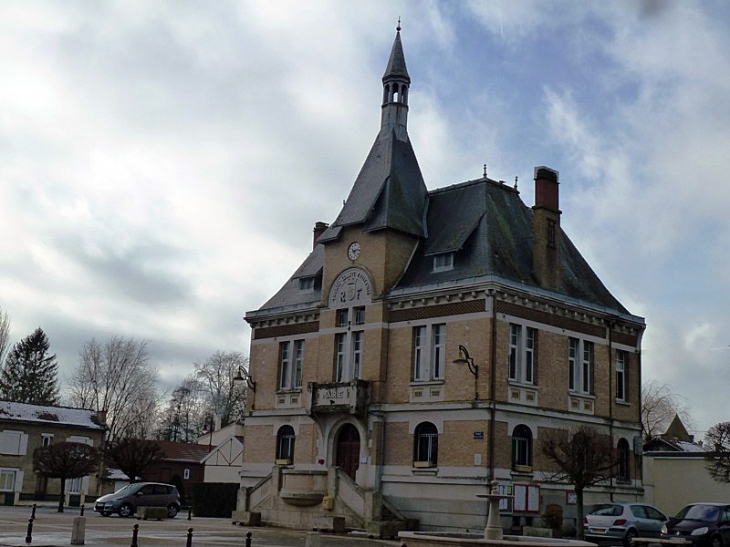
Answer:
[
  {"xmin": 397, "ymin": 17, "xmax": 401, "ymax": 32},
  {"xmin": 514, "ymin": 176, "xmax": 519, "ymax": 190},
  {"xmin": 483, "ymin": 164, "xmax": 487, "ymax": 178}
]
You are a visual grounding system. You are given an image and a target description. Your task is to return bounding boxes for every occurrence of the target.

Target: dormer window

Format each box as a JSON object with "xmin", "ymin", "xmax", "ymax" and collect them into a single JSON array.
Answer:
[
  {"xmin": 298, "ymin": 277, "xmax": 315, "ymax": 292},
  {"xmin": 433, "ymin": 252, "xmax": 454, "ymax": 272}
]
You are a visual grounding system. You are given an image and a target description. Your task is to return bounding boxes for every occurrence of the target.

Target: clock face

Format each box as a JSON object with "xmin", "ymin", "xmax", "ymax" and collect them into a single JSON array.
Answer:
[{"xmin": 347, "ymin": 242, "xmax": 361, "ymax": 261}]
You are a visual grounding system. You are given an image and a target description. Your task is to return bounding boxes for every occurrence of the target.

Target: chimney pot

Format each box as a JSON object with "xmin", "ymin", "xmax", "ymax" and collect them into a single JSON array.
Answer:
[{"xmin": 313, "ymin": 221, "xmax": 329, "ymax": 249}]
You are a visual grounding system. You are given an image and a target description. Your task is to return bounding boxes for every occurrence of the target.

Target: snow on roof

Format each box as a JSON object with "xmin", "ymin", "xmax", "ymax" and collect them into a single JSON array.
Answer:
[
  {"xmin": 675, "ymin": 440, "xmax": 704, "ymax": 452},
  {"xmin": 0, "ymin": 400, "xmax": 105, "ymax": 430}
]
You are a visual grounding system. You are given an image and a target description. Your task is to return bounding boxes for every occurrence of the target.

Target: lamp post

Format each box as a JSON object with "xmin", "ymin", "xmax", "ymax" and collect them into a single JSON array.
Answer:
[
  {"xmin": 453, "ymin": 345, "xmax": 478, "ymax": 400},
  {"xmin": 233, "ymin": 365, "xmax": 256, "ymax": 412},
  {"xmin": 233, "ymin": 366, "xmax": 256, "ymax": 392}
]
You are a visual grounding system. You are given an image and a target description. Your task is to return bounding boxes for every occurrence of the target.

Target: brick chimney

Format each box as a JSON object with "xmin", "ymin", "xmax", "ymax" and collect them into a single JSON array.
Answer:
[
  {"xmin": 532, "ymin": 166, "xmax": 561, "ymax": 290},
  {"xmin": 313, "ymin": 221, "xmax": 328, "ymax": 249},
  {"xmin": 94, "ymin": 409, "xmax": 107, "ymax": 425}
]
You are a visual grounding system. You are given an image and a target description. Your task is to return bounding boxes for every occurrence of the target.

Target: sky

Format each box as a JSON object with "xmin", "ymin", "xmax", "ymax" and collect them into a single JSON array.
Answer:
[{"xmin": 2, "ymin": 0, "xmax": 730, "ymax": 437}]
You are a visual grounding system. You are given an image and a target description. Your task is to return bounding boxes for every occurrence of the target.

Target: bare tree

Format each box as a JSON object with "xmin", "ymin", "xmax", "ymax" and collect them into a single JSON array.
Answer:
[
  {"xmin": 33, "ymin": 442, "xmax": 100, "ymax": 513},
  {"xmin": 539, "ymin": 425, "xmax": 616, "ymax": 540},
  {"xmin": 67, "ymin": 337, "xmax": 158, "ymax": 442},
  {"xmin": 194, "ymin": 351, "xmax": 248, "ymax": 425},
  {"xmin": 0, "ymin": 307, "xmax": 10, "ymax": 365},
  {"xmin": 108, "ymin": 437, "xmax": 166, "ymax": 484},
  {"xmin": 155, "ymin": 378, "xmax": 209, "ymax": 442},
  {"xmin": 704, "ymin": 422, "xmax": 730, "ymax": 484},
  {"xmin": 642, "ymin": 380, "xmax": 693, "ymax": 440}
]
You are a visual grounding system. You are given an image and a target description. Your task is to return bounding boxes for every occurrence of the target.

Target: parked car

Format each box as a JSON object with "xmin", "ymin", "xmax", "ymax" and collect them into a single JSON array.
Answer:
[
  {"xmin": 93, "ymin": 482, "xmax": 181, "ymax": 518},
  {"xmin": 585, "ymin": 502, "xmax": 669, "ymax": 546},
  {"xmin": 662, "ymin": 503, "xmax": 730, "ymax": 547}
]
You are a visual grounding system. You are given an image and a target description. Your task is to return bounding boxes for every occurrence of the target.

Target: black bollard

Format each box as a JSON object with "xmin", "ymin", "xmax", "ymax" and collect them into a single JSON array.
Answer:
[
  {"xmin": 31, "ymin": 503, "xmax": 37, "ymax": 520},
  {"xmin": 186, "ymin": 527, "xmax": 193, "ymax": 547},
  {"xmin": 25, "ymin": 517, "xmax": 33, "ymax": 544},
  {"xmin": 130, "ymin": 523, "xmax": 139, "ymax": 547},
  {"xmin": 245, "ymin": 531, "xmax": 252, "ymax": 547},
  {"xmin": 187, "ymin": 503, "xmax": 192, "ymax": 520},
  {"xmin": 80, "ymin": 504, "xmax": 85, "ymax": 517}
]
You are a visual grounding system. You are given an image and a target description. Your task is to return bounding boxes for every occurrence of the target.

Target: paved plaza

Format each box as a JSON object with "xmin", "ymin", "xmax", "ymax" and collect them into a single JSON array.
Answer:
[{"xmin": 0, "ymin": 505, "xmax": 401, "ymax": 547}]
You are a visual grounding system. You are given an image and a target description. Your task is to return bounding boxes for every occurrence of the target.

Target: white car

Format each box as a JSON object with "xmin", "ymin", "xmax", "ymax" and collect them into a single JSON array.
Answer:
[{"xmin": 585, "ymin": 502, "xmax": 669, "ymax": 546}]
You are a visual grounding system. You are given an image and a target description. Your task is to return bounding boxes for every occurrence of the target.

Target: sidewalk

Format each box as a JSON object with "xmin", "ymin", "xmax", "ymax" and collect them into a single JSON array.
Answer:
[{"xmin": 0, "ymin": 506, "xmax": 402, "ymax": 547}]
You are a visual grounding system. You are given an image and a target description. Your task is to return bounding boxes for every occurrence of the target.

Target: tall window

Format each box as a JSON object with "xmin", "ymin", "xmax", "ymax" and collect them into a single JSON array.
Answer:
[
  {"xmin": 413, "ymin": 422, "xmax": 439, "ymax": 466},
  {"xmin": 569, "ymin": 338, "xmax": 593, "ymax": 394},
  {"xmin": 276, "ymin": 425, "xmax": 295, "ymax": 462},
  {"xmin": 279, "ymin": 340, "xmax": 304, "ymax": 390},
  {"xmin": 508, "ymin": 324, "xmax": 536, "ymax": 384},
  {"xmin": 616, "ymin": 350, "xmax": 627, "ymax": 401},
  {"xmin": 413, "ymin": 324, "xmax": 445, "ymax": 381},
  {"xmin": 0, "ymin": 470, "xmax": 15, "ymax": 492},
  {"xmin": 334, "ymin": 306, "xmax": 365, "ymax": 382},
  {"xmin": 512, "ymin": 425, "xmax": 533, "ymax": 468},
  {"xmin": 616, "ymin": 438, "xmax": 630, "ymax": 481}
]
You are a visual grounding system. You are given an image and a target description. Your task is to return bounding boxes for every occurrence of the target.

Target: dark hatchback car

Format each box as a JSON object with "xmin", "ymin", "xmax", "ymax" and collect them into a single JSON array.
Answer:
[
  {"xmin": 662, "ymin": 503, "xmax": 730, "ymax": 547},
  {"xmin": 94, "ymin": 482, "xmax": 181, "ymax": 518}
]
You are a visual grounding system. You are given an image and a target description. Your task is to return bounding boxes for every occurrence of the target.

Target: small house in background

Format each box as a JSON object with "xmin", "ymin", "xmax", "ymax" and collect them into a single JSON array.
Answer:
[
  {"xmin": 643, "ymin": 415, "xmax": 730, "ymax": 515},
  {"xmin": 197, "ymin": 421, "xmax": 244, "ymax": 484},
  {"xmin": 0, "ymin": 401, "xmax": 106, "ymax": 506},
  {"xmin": 141, "ymin": 441, "xmax": 210, "ymax": 505},
  {"xmin": 98, "ymin": 467, "xmax": 133, "ymax": 496}
]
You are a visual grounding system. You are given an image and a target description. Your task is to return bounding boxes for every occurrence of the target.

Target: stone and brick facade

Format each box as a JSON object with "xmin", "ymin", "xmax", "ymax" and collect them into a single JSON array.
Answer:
[{"xmin": 236, "ymin": 27, "xmax": 645, "ymax": 535}]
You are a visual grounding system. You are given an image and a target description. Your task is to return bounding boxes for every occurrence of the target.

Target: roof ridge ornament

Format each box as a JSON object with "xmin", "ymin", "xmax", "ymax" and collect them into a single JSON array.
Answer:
[{"xmin": 397, "ymin": 17, "xmax": 401, "ymax": 32}]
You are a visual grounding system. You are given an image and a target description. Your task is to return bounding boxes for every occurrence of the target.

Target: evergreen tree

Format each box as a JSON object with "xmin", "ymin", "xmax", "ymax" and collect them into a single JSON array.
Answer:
[{"xmin": 0, "ymin": 327, "xmax": 60, "ymax": 405}]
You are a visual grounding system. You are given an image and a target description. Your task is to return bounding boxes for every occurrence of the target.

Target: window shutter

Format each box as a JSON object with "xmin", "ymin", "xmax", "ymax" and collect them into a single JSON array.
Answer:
[
  {"xmin": 19, "ymin": 433, "xmax": 28, "ymax": 456},
  {"xmin": 14, "ymin": 470, "xmax": 23, "ymax": 492}
]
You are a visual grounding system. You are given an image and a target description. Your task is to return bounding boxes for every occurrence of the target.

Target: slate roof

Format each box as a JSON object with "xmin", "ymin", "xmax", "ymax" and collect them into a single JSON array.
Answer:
[
  {"xmin": 395, "ymin": 178, "xmax": 629, "ymax": 314},
  {"xmin": 318, "ymin": 130, "xmax": 428, "ymax": 242},
  {"xmin": 0, "ymin": 400, "xmax": 105, "ymax": 431},
  {"xmin": 251, "ymin": 177, "xmax": 630, "ymax": 318}
]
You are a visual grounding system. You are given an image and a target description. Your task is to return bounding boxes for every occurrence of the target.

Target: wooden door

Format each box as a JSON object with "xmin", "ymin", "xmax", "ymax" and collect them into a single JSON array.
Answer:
[{"xmin": 335, "ymin": 424, "xmax": 360, "ymax": 481}]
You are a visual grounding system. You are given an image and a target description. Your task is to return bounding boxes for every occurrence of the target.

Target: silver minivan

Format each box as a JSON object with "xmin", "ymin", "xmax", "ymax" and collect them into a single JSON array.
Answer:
[{"xmin": 93, "ymin": 482, "xmax": 181, "ymax": 518}]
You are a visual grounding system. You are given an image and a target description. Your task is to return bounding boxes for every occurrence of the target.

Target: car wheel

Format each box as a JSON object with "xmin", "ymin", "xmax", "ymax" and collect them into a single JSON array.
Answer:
[
  {"xmin": 711, "ymin": 534, "xmax": 723, "ymax": 547},
  {"xmin": 101, "ymin": 511, "xmax": 111, "ymax": 517},
  {"xmin": 167, "ymin": 504, "xmax": 178, "ymax": 518},
  {"xmin": 118, "ymin": 503, "xmax": 133, "ymax": 518},
  {"xmin": 624, "ymin": 529, "xmax": 638, "ymax": 547}
]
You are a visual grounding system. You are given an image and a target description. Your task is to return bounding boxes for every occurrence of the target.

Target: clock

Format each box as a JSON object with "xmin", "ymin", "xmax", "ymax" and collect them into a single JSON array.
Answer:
[{"xmin": 347, "ymin": 242, "xmax": 361, "ymax": 261}]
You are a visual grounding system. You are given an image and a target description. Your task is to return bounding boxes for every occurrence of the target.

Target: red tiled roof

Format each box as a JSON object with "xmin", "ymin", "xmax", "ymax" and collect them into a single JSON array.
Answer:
[{"xmin": 153, "ymin": 441, "xmax": 211, "ymax": 463}]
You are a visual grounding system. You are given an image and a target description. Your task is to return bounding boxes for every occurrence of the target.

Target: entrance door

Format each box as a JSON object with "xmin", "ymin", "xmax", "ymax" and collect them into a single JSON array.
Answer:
[{"xmin": 335, "ymin": 424, "xmax": 360, "ymax": 481}]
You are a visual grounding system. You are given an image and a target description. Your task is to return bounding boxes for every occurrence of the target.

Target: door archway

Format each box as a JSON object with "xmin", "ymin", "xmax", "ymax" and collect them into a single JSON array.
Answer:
[{"xmin": 335, "ymin": 423, "xmax": 360, "ymax": 480}]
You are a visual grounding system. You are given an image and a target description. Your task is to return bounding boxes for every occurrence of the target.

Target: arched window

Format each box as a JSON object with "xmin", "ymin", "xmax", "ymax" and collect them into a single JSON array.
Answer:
[
  {"xmin": 276, "ymin": 425, "xmax": 295, "ymax": 463},
  {"xmin": 616, "ymin": 438, "xmax": 630, "ymax": 481},
  {"xmin": 512, "ymin": 425, "xmax": 532, "ymax": 469},
  {"xmin": 413, "ymin": 422, "xmax": 438, "ymax": 467}
]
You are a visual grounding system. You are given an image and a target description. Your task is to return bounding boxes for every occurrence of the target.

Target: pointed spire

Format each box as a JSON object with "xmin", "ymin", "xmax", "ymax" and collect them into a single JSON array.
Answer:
[
  {"xmin": 381, "ymin": 23, "xmax": 410, "ymax": 137},
  {"xmin": 316, "ymin": 24, "xmax": 428, "ymax": 244},
  {"xmin": 383, "ymin": 21, "xmax": 410, "ymax": 84}
]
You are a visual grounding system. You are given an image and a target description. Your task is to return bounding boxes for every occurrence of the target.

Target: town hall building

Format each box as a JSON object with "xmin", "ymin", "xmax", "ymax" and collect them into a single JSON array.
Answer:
[{"xmin": 234, "ymin": 27, "xmax": 645, "ymax": 536}]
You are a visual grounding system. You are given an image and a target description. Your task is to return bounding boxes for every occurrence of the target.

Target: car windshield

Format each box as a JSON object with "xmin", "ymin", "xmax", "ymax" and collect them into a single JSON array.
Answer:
[
  {"xmin": 676, "ymin": 505, "xmax": 720, "ymax": 522},
  {"xmin": 588, "ymin": 504, "xmax": 623, "ymax": 517},
  {"xmin": 113, "ymin": 483, "xmax": 142, "ymax": 495}
]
